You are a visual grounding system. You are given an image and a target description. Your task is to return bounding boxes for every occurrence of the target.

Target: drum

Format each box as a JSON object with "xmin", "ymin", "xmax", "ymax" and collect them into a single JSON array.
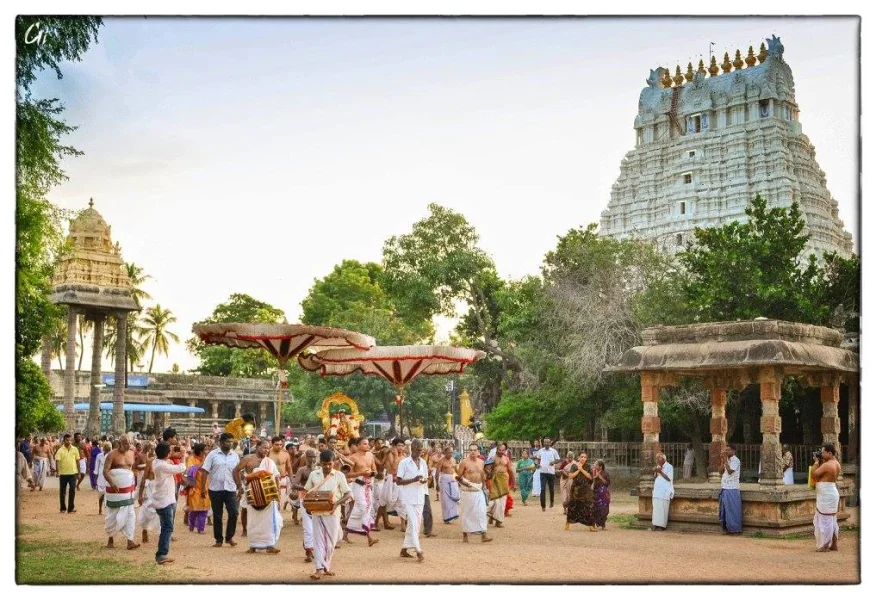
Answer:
[
  {"xmin": 245, "ymin": 471, "xmax": 279, "ymax": 510},
  {"xmin": 303, "ymin": 490, "xmax": 335, "ymax": 516}
]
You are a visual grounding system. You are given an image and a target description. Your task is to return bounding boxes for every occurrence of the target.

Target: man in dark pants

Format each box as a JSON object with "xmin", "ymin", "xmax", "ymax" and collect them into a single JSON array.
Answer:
[
  {"xmin": 537, "ymin": 438, "xmax": 561, "ymax": 511},
  {"xmin": 200, "ymin": 432, "xmax": 241, "ymax": 547},
  {"xmin": 54, "ymin": 434, "xmax": 80, "ymax": 513},
  {"xmin": 422, "ymin": 485, "xmax": 437, "ymax": 538}
]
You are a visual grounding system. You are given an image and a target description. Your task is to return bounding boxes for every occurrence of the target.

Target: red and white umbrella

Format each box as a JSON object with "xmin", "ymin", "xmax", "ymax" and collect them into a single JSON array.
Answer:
[
  {"xmin": 192, "ymin": 322, "xmax": 376, "ymax": 428},
  {"xmin": 298, "ymin": 344, "xmax": 486, "ymax": 433}
]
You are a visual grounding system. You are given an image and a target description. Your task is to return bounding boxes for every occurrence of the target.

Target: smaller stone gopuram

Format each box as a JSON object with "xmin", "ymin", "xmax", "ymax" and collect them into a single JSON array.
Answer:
[
  {"xmin": 606, "ymin": 319, "xmax": 858, "ymax": 534},
  {"xmin": 47, "ymin": 200, "xmax": 139, "ymax": 435}
]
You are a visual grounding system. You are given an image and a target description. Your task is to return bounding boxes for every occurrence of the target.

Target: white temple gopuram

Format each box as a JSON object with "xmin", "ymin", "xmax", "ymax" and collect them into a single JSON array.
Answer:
[{"xmin": 598, "ymin": 36, "xmax": 854, "ymax": 259}]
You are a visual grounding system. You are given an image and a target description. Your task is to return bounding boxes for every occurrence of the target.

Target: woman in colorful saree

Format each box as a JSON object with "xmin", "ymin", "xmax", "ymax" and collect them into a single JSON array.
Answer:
[
  {"xmin": 516, "ymin": 449, "xmax": 537, "ymax": 505},
  {"xmin": 564, "ymin": 452, "xmax": 595, "ymax": 531},
  {"xmin": 592, "ymin": 459, "xmax": 611, "ymax": 530},
  {"xmin": 185, "ymin": 443, "xmax": 211, "ymax": 534}
]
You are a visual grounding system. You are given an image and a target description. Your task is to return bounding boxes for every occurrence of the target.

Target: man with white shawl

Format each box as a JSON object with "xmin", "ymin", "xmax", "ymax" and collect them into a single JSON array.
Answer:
[
  {"xmin": 135, "ymin": 442, "xmax": 160, "ymax": 544},
  {"xmin": 303, "ymin": 450, "xmax": 351, "ymax": 581},
  {"xmin": 811, "ymin": 444, "xmax": 841, "ymax": 552},
  {"xmin": 102, "ymin": 435, "xmax": 141, "ymax": 550},
  {"xmin": 456, "ymin": 442, "xmax": 493, "ymax": 543},
  {"xmin": 650, "ymin": 452, "xmax": 673, "ymax": 531},
  {"xmin": 95, "ymin": 441, "xmax": 111, "ymax": 516},
  {"xmin": 718, "ymin": 445, "xmax": 743, "ymax": 534},
  {"xmin": 241, "ymin": 440, "xmax": 283, "ymax": 553},
  {"xmin": 395, "ymin": 439, "xmax": 429, "ymax": 562}
]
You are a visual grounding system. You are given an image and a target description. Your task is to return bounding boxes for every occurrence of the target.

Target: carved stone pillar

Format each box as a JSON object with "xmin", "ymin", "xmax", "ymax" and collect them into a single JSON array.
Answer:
[
  {"xmin": 640, "ymin": 372, "xmax": 661, "ymax": 481},
  {"xmin": 848, "ymin": 379, "xmax": 858, "ymax": 464},
  {"xmin": 112, "ymin": 312, "xmax": 128, "ymax": 436},
  {"xmin": 211, "ymin": 401, "xmax": 219, "ymax": 421},
  {"xmin": 258, "ymin": 402, "xmax": 266, "ymax": 430},
  {"xmin": 86, "ymin": 315, "xmax": 105, "ymax": 437},
  {"xmin": 758, "ymin": 367, "xmax": 784, "ymax": 486},
  {"xmin": 708, "ymin": 389, "xmax": 728, "ymax": 483},
  {"xmin": 820, "ymin": 378, "xmax": 842, "ymax": 480},
  {"xmin": 64, "ymin": 307, "xmax": 79, "ymax": 431},
  {"xmin": 234, "ymin": 402, "xmax": 242, "ymax": 418}
]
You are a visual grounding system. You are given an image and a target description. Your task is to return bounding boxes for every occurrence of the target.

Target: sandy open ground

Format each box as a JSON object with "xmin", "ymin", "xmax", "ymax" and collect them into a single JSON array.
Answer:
[{"xmin": 17, "ymin": 476, "xmax": 859, "ymax": 584}]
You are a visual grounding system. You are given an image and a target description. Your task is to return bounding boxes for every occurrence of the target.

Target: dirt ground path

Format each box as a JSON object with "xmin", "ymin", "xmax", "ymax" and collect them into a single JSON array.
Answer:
[{"xmin": 17, "ymin": 477, "xmax": 859, "ymax": 584}]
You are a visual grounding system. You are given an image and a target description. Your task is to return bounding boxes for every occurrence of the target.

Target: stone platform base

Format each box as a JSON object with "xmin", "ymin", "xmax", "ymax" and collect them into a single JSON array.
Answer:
[{"xmin": 635, "ymin": 481, "xmax": 851, "ymax": 537}]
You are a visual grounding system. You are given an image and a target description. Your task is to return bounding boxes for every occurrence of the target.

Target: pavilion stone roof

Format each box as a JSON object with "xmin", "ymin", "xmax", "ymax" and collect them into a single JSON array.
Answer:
[{"xmin": 605, "ymin": 319, "xmax": 858, "ymax": 375}]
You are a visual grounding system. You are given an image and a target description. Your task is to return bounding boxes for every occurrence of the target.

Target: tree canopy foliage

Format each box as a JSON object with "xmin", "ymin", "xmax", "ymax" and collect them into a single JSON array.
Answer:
[{"xmin": 16, "ymin": 16, "xmax": 102, "ymax": 435}]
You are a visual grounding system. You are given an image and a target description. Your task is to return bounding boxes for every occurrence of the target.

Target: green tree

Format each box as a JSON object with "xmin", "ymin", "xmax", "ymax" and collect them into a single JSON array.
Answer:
[
  {"xmin": 125, "ymin": 262, "xmax": 153, "ymax": 309},
  {"xmin": 680, "ymin": 195, "xmax": 827, "ymax": 323},
  {"xmin": 188, "ymin": 293, "xmax": 286, "ymax": 377},
  {"xmin": 16, "ymin": 16, "xmax": 102, "ymax": 435},
  {"xmin": 142, "ymin": 304, "xmax": 180, "ymax": 373}
]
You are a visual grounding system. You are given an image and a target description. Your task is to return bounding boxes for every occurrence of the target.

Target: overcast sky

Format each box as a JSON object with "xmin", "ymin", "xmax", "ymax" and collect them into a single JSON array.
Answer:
[{"xmin": 30, "ymin": 16, "xmax": 859, "ymax": 373}]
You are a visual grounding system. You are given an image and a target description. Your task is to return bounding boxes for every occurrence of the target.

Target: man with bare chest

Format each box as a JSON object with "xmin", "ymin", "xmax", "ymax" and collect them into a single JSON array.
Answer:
[
  {"xmin": 436, "ymin": 446, "xmax": 460, "ymax": 523},
  {"xmin": 486, "ymin": 443, "xmax": 515, "ymax": 528},
  {"xmin": 74, "ymin": 432, "xmax": 88, "ymax": 491},
  {"xmin": 343, "ymin": 437, "xmax": 379, "ymax": 546},
  {"xmin": 812, "ymin": 444, "xmax": 843, "ymax": 552},
  {"xmin": 269, "ymin": 436, "xmax": 293, "ymax": 518},
  {"xmin": 102, "ymin": 436, "xmax": 141, "ymax": 550},
  {"xmin": 290, "ymin": 449, "xmax": 318, "ymax": 562},
  {"xmin": 235, "ymin": 445, "xmax": 268, "ymax": 538},
  {"xmin": 380, "ymin": 438, "xmax": 405, "ymax": 524},
  {"xmin": 31, "ymin": 438, "xmax": 49, "ymax": 491},
  {"xmin": 370, "ymin": 438, "xmax": 387, "ymax": 528},
  {"xmin": 457, "ymin": 443, "xmax": 492, "ymax": 543}
]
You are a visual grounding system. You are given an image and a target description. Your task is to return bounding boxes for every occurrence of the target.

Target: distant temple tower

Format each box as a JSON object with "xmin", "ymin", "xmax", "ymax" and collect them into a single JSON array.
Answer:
[{"xmin": 599, "ymin": 36, "xmax": 854, "ymax": 258}]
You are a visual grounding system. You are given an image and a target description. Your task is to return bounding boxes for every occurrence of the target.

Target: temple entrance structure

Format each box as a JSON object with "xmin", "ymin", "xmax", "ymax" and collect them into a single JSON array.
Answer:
[
  {"xmin": 606, "ymin": 319, "xmax": 858, "ymax": 534},
  {"xmin": 45, "ymin": 200, "xmax": 138, "ymax": 436}
]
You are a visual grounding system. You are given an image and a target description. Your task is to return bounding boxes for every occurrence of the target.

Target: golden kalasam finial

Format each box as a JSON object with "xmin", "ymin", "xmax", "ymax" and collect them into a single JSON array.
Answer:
[
  {"xmin": 745, "ymin": 45, "xmax": 757, "ymax": 67},
  {"xmin": 721, "ymin": 52, "xmax": 733, "ymax": 73},
  {"xmin": 684, "ymin": 62, "xmax": 695, "ymax": 82},
  {"xmin": 697, "ymin": 59, "xmax": 707, "ymax": 76},
  {"xmin": 673, "ymin": 65, "xmax": 685, "ymax": 87},
  {"xmin": 733, "ymin": 49, "xmax": 745, "ymax": 70},
  {"xmin": 661, "ymin": 68, "xmax": 673, "ymax": 88},
  {"xmin": 708, "ymin": 55, "xmax": 720, "ymax": 76},
  {"xmin": 757, "ymin": 42, "xmax": 768, "ymax": 64}
]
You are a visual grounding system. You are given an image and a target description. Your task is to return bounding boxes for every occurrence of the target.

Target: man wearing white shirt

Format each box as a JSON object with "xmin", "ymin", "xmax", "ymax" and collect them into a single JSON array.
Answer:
[
  {"xmin": 537, "ymin": 438, "xmax": 562, "ymax": 511},
  {"xmin": 303, "ymin": 450, "xmax": 351, "ymax": 581},
  {"xmin": 719, "ymin": 445, "xmax": 743, "ymax": 534},
  {"xmin": 651, "ymin": 452, "xmax": 673, "ymax": 531},
  {"xmin": 396, "ymin": 439, "xmax": 429, "ymax": 562},
  {"xmin": 152, "ymin": 442, "xmax": 189, "ymax": 564},
  {"xmin": 200, "ymin": 432, "xmax": 242, "ymax": 548}
]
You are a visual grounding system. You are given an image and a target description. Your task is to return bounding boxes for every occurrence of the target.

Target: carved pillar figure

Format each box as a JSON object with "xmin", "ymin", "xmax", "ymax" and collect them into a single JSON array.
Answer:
[
  {"xmin": 234, "ymin": 402, "xmax": 242, "ymax": 418},
  {"xmin": 258, "ymin": 402, "xmax": 266, "ymax": 430},
  {"xmin": 41, "ymin": 333, "xmax": 53, "ymax": 378},
  {"xmin": 86, "ymin": 315, "xmax": 105, "ymax": 437},
  {"xmin": 758, "ymin": 367, "xmax": 784, "ymax": 486},
  {"xmin": 211, "ymin": 401, "xmax": 219, "ymax": 421},
  {"xmin": 640, "ymin": 372, "xmax": 661, "ymax": 481},
  {"xmin": 64, "ymin": 307, "xmax": 79, "ymax": 431},
  {"xmin": 708, "ymin": 389, "xmax": 728, "ymax": 483},
  {"xmin": 820, "ymin": 377, "xmax": 842, "ymax": 479},
  {"xmin": 112, "ymin": 312, "xmax": 128, "ymax": 436},
  {"xmin": 847, "ymin": 378, "xmax": 858, "ymax": 464}
]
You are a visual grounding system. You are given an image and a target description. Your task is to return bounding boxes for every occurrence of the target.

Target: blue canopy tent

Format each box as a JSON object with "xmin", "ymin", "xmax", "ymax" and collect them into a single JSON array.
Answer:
[{"xmin": 56, "ymin": 403, "xmax": 206, "ymax": 435}]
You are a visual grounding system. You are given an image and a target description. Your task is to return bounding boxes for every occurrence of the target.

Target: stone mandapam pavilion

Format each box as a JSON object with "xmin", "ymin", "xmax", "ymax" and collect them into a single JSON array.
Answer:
[{"xmin": 606, "ymin": 319, "xmax": 858, "ymax": 534}]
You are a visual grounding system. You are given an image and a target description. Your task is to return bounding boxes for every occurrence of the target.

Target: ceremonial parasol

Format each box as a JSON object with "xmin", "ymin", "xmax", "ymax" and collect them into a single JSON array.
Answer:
[
  {"xmin": 298, "ymin": 345, "xmax": 486, "ymax": 435},
  {"xmin": 192, "ymin": 323, "xmax": 376, "ymax": 434}
]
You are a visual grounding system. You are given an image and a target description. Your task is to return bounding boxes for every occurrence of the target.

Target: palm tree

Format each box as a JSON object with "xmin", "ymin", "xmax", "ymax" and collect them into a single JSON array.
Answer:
[
  {"xmin": 142, "ymin": 305, "xmax": 180, "ymax": 373},
  {"xmin": 49, "ymin": 315, "xmax": 73, "ymax": 370},
  {"xmin": 103, "ymin": 312, "xmax": 148, "ymax": 370},
  {"xmin": 125, "ymin": 262, "xmax": 152, "ymax": 309}
]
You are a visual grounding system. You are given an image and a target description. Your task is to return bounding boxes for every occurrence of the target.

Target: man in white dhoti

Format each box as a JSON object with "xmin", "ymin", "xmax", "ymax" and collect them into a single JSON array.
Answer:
[
  {"xmin": 344, "ymin": 437, "xmax": 380, "ymax": 546},
  {"xmin": 243, "ymin": 442, "xmax": 283, "ymax": 554},
  {"xmin": 291, "ymin": 449, "xmax": 318, "ymax": 562},
  {"xmin": 95, "ymin": 441, "xmax": 112, "ymax": 515},
  {"xmin": 811, "ymin": 444, "xmax": 841, "ymax": 551},
  {"xmin": 136, "ymin": 450, "xmax": 161, "ymax": 544},
  {"xmin": 396, "ymin": 439, "xmax": 428, "ymax": 562},
  {"xmin": 102, "ymin": 436, "xmax": 141, "ymax": 550},
  {"xmin": 650, "ymin": 452, "xmax": 673, "ymax": 531},
  {"xmin": 304, "ymin": 450, "xmax": 351, "ymax": 581},
  {"xmin": 456, "ymin": 442, "xmax": 493, "ymax": 543},
  {"xmin": 31, "ymin": 438, "xmax": 49, "ymax": 491},
  {"xmin": 782, "ymin": 445, "xmax": 795, "ymax": 485}
]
